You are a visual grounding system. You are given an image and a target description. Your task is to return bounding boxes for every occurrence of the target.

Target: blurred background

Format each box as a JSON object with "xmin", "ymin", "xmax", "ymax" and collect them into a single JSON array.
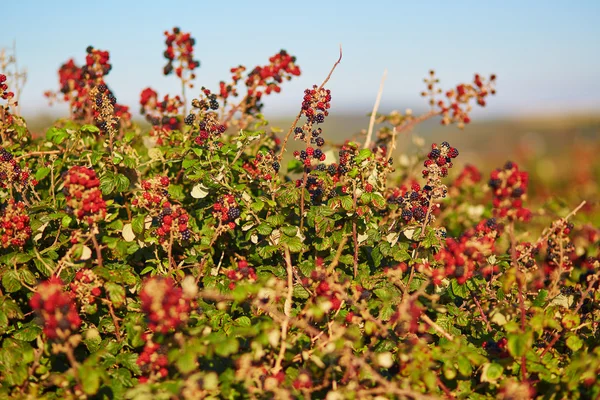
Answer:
[{"xmin": 2, "ymin": 0, "xmax": 600, "ymax": 204}]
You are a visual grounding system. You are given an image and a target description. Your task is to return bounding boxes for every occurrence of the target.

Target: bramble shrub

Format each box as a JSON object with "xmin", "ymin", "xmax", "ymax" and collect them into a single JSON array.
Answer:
[{"xmin": 0, "ymin": 28, "xmax": 599, "ymax": 399}]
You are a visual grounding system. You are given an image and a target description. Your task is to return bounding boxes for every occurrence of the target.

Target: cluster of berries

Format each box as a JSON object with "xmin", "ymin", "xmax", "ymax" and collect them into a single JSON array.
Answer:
[
  {"xmin": 188, "ymin": 88, "xmax": 227, "ymax": 147},
  {"xmin": 131, "ymin": 176, "xmax": 192, "ymax": 244},
  {"xmin": 545, "ymin": 220, "xmax": 575, "ymax": 272},
  {"xmin": 140, "ymin": 277, "xmax": 192, "ymax": 334},
  {"xmin": 0, "ymin": 199, "xmax": 31, "ymax": 248},
  {"xmin": 293, "ymin": 86, "xmax": 332, "ymax": 143},
  {"xmin": 453, "ymin": 164, "xmax": 482, "ymax": 189},
  {"xmin": 431, "ymin": 218, "xmax": 500, "ymax": 284},
  {"xmin": 422, "ymin": 142, "xmax": 459, "ymax": 198},
  {"xmin": 212, "ymin": 195, "xmax": 241, "ymax": 230},
  {"xmin": 301, "ymin": 270, "xmax": 342, "ymax": 312},
  {"xmin": 63, "ymin": 166, "xmax": 107, "ymax": 224},
  {"xmin": 482, "ymin": 337, "xmax": 509, "ymax": 358},
  {"xmin": 489, "ymin": 161, "xmax": 532, "ymax": 221},
  {"xmin": 69, "ymin": 269, "xmax": 103, "ymax": 313},
  {"xmin": 90, "ymin": 84, "xmax": 131, "ymax": 137},
  {"xmin": 0, "ymin": 74, "xmax": 15, "ymax": 104},
  {"xmin": 30, "ymin": 277, "xmax": 82, "ymax": 340},
  {"xmin": 422, "ymin": 70, "xmax": 496, "ymax": 127},
  {"xmin": 0, "ymin": 147, "xmax": 37, "ymax": 190},
  {"xmin": 220, "ymin": 50, "xmax": 300, "ymax": 115},
  {"xmin": 139, "ymin": 88, "xmax": 183, "ymax": 144},
  {"xmin": 163, "ymin": 27, "xmax": 199, "ymax": 86},
  {"xmin": 514, "ymin": 242, "xmax": 541, "ymax": 270},
  {"xmin": 226, "ymin": 260, "xmax": 257, "ymax": 290},
  {"xmin": 45, "ymin": 47, "xmax": 131, "ymax": 125},
  {"xmin": 293, "ymin": 146, "xmax": 326, "ymax": 168},
  {"xmin": 295, "ymin": 174, "xmax": 329, "ymax": 204},
  {"xmin": 386, "ymin": 182, "xmax": 432, "ymax": 224},
  {"xmin": 243, "ymin": 150, "xmax": 280, "ymax": 181},
  {"xmin": 136, "ymin": 334, "xmax": 169, "ymax": 382}
]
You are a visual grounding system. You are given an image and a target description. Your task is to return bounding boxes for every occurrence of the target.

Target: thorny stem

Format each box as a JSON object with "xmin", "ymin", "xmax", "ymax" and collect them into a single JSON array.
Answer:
[
  {"xmin": 509, "ymin": 220, "xmax": 528, "ymax": 381},
  {"xmin": 299, "ymin": 170, "xmax": 308, "ymax": 231},
  {"xmin": 472, "ymin": 293, "xmax": 491, "ymax": 333},
  {"xmin": 272, "ymin": 247, "xmax": 294, "ymax": 374},
  {"xmin": 352, "ymin": 181, "xmax": 359, "ymax": 278},
  {"xmin": 90, "ymin": 229, "xmax": 103, "ymax": 268},
  {"xmin": 105, "ymin": 296, "xmax": 122, "ymax": 341},
  {"xmin": 421, "ymin": 314, "xmax": 454, "ymax": 341}
]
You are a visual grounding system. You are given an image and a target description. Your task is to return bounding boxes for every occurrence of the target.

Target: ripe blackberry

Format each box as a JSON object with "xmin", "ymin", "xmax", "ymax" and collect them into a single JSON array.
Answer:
[
  {"xmin": 486, "ymin": 218, "xmax": 497, "ymax": 229},
  {"xmin": 86, "ymin": 46, "xmax": 94, "ymax": 54},
  {"xmin": 95, "ymin": 95, "xmax": 103, "ymax": 107},
  {"xmin": 315, "ymin": 137, "xmax": 325, "ymax": 147},
  {"xmin": 339, "ymin": 165, "xmax": 349, "ymax": 174},
  {"xmin": 328, "ymin": 164, "xmax": 337, "ymax": 175},
  {"xmin": 441, "ymin": 141, "xmax": 450, "ymax": 148},
  {"xmin": 315, "ymin": 113, "xmax": 325, "ymax": 123},
  {"xmin": 512, "ymin": 187, "xmax": 524, "ymax": 197},
  {"xmin": 181, "ymin": 230, "xmax": 191, "ymax": 240},
  {"xmin": 410, "ymin": 191, "xmax": 420, "ymax": 201},
  {"xmin": 315, "ymin": 164, "xmax": 326, "ymax": 171},
  {"xmin": 0, "ymin": 149, "xmax": 13, "ymax": 162},
  {"xmin": 401, "ymin": 209, "xmax": 413, "ymax": 221},
  {"xmin": 488, "ymin": 178, "xmax": 501, "ymax": 189},
  {"xmin": 430, "ymin": 148, "xmax": 441, "ymax": 159},
  {"xmin": 98, "ymin": 84, "xmax": 107, "ymax": 93},
  {"xmin": 272, "ymin": 161, "xmax": 280, "ymax": 172},
  {"xmin": 227, "ymin": 207, "xmax": 241, "ymax": 220},
  {"xmin": 313, "ymin": 149, "xmax": 323, "ymax": 159},
  {"xmin": 294, "ymin": 127, "xmax": 303, "ymax": 135},
  {"xmin": 413, "ymin": 207, "xmax": 426, "ymax": 221},
  {"xmin": 312, "ymin": 130, "xmax": 320, "ymax": 138},
  {"xmin": 504, "ymin": 161, "xmax": 514, "ymax": 170},
  {"xmin": 299, "ymin": 151, "xmax": 307, "ymax": 160},
  {"xmin": 209, "ymin": 100, "xmax": 219, "ymax": 110},
  {"xmin": 184, "ymin": 114, "xmax": 195, "ymax": 125}
]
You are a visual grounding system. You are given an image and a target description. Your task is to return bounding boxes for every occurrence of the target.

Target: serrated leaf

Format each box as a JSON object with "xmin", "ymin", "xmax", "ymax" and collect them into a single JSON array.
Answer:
[
  {"xmin": 481, "ymin": 362, "xmax": 503, "ymax": 383},
  {"xmin": 105, "ymin": 282, "xmax": 126, "ymax": 308},
  {"xmin": 79, "ymin": 365, "xmax": 101, "ymax": 395},
  {"xmin": 2, "ymin": 271, "xmax": 21, "ymax": 293}
]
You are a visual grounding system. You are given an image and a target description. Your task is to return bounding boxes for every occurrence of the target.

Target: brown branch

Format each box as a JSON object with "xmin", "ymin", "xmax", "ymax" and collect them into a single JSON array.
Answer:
[
  {"xmin": 364, "ymin": 69, "xmax": 387, "ymax": 150},
  {"xmin": 421, "ymin": 314, "xmax": 454, "ymax": 341},
  {"xmin": 272, "ymin": 246, "xmax": 295, "ymax": 374},
  {"xmin": 90, "ymin": 230, "xmax": 103, "ymax": 268}
]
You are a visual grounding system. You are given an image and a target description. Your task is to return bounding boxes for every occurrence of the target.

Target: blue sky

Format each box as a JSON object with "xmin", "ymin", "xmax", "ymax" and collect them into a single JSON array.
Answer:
[{"xmin": 3, "ymin": 0, "xmax": 600, "ymax": 119}]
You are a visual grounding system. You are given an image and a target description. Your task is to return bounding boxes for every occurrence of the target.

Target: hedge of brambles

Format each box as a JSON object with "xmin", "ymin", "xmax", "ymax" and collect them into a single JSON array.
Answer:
[{"xmin": 0, "ymin": 27, "xmax": 599, "ymax": 399}]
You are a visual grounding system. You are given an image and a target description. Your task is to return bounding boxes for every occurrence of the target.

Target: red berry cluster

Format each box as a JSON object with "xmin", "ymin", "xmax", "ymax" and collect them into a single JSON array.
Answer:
[
  {"xmin": 64, "ymin": 166, "xmax": 107, "ymax": 224},
  {"xmin": 0, "ymin": 199, "xmax": 31, "ymax": 248},
  {"xmin": 482, "ymin": 337, "xmax": 509, "ymax": 358},
  {"xmin": 69, "ymin": 269, "xmax": 103, "ymax": 313},
  {"xmin": 30, "ymin": 277, "xmax": 82, "ymax": 340},
  {"xmin": 219, "ymin": 50, "xmax": 300, "ymax": 116},
  {"xmin": 422, "ymin": 142, "xmax": 459, "ymax": 196},
  {"xmin": 90, "ymin": 85, "xmax": 131, "ymax": 136},
  {"xmin": 131, "ymin": 176, "xmax": 192, "ymax": 244},
  {"xmin": 432, "ymin": 219, "xmax": 500, "ymax": 284},
  {"xmin": 422, "ymin": 70, "xmax": 496, "ymax": 127},
  {"xmin": 453, "ymin": 164, "xmax": 482, "ymax": 188},
  {"xmin": 139, "ymin": 88, "xmax": 183, "ymax": 144},
  {"xmin": 212, "ymin": 195, "xmax": 241, "ymax": 230},
  {"xmin": 46, "ymin": 47, "xmax": 130, "ymax": 124},
  {"xmin": 0, "ymin": 74, "xmax": 15, "ymax": 104},
  {"xmin": 226, "ymin": 259, "xmax": 257, "ymax": 290},
  {"xmin": 187, "ymin": 88, "xmax": 227, "ymax": 147},
  {"xmin": 136, "ymin": 334, "xmax": 169, "ymax": 382},
  {"xmin": 293, "ymin": 86, "xmax": 332, "ymax": 145},
  {"xmin": 308, "ymin": 271, "xmax": 342, "ymax": 311},
  {"xmin": 293, "ymin": 145, "xmax": 327, "ymax": 168},
  {"xmin": 388, "ymin": 182, "xmax": 432, "ymax": 224},
  {"xmin": 0, "ymin": 147, "xmax": 37, "ymax": 190},
  {"xmin": 545, "ymin": 220, "xmax": 575, "ymax": 272},
  {"xmin": 139, "ymin": 277, "xmax": 192, "ymax": 334},
  {"xmin": 163, "ymin": 27, "xmax": 199, "ymax": 87},
  {"xmin": 488, "ymin": 161, "xmax": 532, "ymax": 221},
  {"xmin": 243, "ymin": 150, "xmax": 280, "ymax": 181}
]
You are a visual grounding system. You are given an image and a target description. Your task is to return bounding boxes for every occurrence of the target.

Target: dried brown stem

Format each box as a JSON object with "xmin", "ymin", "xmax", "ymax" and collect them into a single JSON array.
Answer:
[{"xmin": 364, "ymin": 69, "xmax": 387, "ymax": 150}]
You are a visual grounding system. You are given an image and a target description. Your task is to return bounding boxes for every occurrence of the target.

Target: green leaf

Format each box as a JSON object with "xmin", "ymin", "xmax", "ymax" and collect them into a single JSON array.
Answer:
[
  {"xmin": 2, "ymin": 271, "xmax": 21, "ymax": 293},
  {"xmin": 115, "ymin": 173, "xmax": 130, "ymax": 192},
  {"xmin": 100, "ymin": 172, "xmax": 117, "ymax": 195},
  {"xmin": 507, "ymin": 332, "xmax": 531, "ymax": 357},
  {"xmin": 256, "ymin": 223, "xmax": 272, "ymax": 236},
  {"xmin": 34, "ymin": 167, "xmax": 51, "ymax": 181},
  {"xmin": 481, "ymin": 363, "xmax": 504, "ymax": 383},
  {"xmin": 215, "ymin": 337, "xmax": 239, "ymax": 357},
  {"xmin": 132, "ymin": 214, "xmax": 146, "ymax": 234},
  {"xmin": 105, "ymin": 282, "xmax": 126, "ymax": 308},
  {"xmin": 340, "ymin": 196, "xmax": 354, "ymax": 211},
  {"xmin": 450, "ymin": 279, "xmax": 469, "ymax": 298},
  {"xmin": 81, "ymin": 124, "xmax": 100, "ymax": 134},
  {"xmin": 176, "ymin": 351, "xmax": 198, "ymax": 374},
  {"xmin": 46, "ymin": 127, "xmax": 69, "ymax": 144},
  {"xmin": 79, "ymin": 365, "xmax": 101, "ymax": 395},
  {"xmin": 565, "ymin": 335, "xmax": 583, "ymax": 352}
]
